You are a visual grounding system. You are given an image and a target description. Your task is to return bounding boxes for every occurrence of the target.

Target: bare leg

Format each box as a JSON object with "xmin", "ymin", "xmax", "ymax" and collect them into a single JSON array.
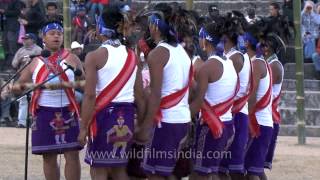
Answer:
[
  {"xmin": 212, "ymin": 174, "xmax": 220, "ymax": 180},
  {"xmin": 230, "ymin": 173, "xmax": 246, "ymax": 180},
  {"xmin": 246, "ymin": 175, "xmax": 260, "ymax": 180},
  {"xmin": 110, "ymin": 166, "xmax": 129, "ymax": 180},
  {"xmin": 259, "ymin": 172, "xmax": 268, "ymax": 180},
  {"xmin": 167, "ymin": 175, "xmax": 179, "ymax": 180},
  {"xmin": 43, "ymin": 153, "xmax": 59, "ymax": 180},
  {"xmin": 90, "ymin": 167, "xmax": 108, "ymax": 180},
  {"xmin": 147, "ymin": 174, "xmax": 166, "ymax": 180},
  {"xmin": 64, "ymin": 150, "xmax": 81, "ymax": 180},
  {"xmin": 189, "ymin": 172, "xmax": 212, "ymax": 180},
  {"xmin": 219, "ymin": 173, "xmax": 230, "ymax": 180}
]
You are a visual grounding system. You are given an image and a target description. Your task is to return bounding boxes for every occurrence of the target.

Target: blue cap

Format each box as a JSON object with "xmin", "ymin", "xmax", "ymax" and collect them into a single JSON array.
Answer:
[{"xmin": 22, "ymin": 33, "xmax": 37, "ymax": 41}]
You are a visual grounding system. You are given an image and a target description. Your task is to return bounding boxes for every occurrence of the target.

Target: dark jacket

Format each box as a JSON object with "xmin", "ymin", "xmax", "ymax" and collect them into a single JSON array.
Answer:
[
  {"xmin": 3, "ymin": 0, "xmax": 24, "ymax": 31},
  {"xmin": 25, "ymin": 2, "xmax": 46, "ymax": 34}
]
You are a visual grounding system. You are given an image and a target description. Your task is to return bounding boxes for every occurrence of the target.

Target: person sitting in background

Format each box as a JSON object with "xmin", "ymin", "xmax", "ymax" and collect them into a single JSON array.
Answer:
[
  {"xmin": 71, "ymin": 41, "xmax": 85, "ymax": 63},
  {"xmin": 301, "ymin": 1, "xmax": 320, "ymax": 61},
  {"xmin": 312, "ymin": 38, "xmax": 320, "ymax": 79},
  {"xmin": 45, "ymin": 2, "xmax": 63, "ymax": 24}
]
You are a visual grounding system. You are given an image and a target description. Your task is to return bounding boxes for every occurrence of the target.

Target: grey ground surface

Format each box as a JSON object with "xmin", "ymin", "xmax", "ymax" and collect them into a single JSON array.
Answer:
[{"xmin": 0, "ymin": 128, "xmax": 320, "ymax": 180}]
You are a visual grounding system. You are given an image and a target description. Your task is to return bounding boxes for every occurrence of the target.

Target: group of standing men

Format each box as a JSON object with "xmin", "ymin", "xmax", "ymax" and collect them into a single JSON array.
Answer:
[{"xmin": 12, "ymin": 2, "xmax": 286, "ymax": 180}]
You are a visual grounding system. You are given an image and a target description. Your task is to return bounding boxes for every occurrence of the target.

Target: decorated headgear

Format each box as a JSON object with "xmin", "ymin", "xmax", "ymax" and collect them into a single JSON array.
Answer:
[
  {"xmin": 199, "ymin": 27, "xmax": 220, "ymax": 46},
  {"xmin": 42, "ymin": 22, "xmax": 63, "ymax": 35},
  {"xmin": 97, "ymin": 16, "xmax": 116, "ymax": 38}
]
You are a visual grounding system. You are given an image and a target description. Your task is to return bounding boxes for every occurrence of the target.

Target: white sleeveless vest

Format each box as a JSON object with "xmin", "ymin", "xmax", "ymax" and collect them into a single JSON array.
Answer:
[
  {"xmin": 253, "ymin": 57, "xmax": 273, "ymax": 127},
  {"xmin": 205, "ymin": 55, "xmax": 238, "ymax": 122},
  {"xmin": 96, "ymin": 44, "xmax": 137, "ymax": 103},
  {"xmin": 158, "ymin": 42, "xmax": 191, "ymax": 124},
  {"xmin": 225, "ymin": 49, "xmax": 251, "ymax": 115},
  {"xmin": 268, "ymin": 57, "xmax": 284, "ymax": 99},
  {"xmin": 32, "ymin": 58, "xmax": 74, "ymax": 107}
]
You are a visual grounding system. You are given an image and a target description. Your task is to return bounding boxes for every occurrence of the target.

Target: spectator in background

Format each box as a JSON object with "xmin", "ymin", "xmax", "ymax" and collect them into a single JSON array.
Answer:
[
  {"xmin": 301, "ymin": 1, "xmax": 320, "ymax": 61},
  {"xmin": 246, "ymin": 8, "xmax": 259, "ymax": 24},
  {"xmin": 83, "ymin": 24, "xmax": 99, "ymax": 45},
  {"xmin": 45, "ymin": 2, "xmax": 63, "ymax": 24},
  {"xmin": 312, "ymin": 38, "xmax": 320, "ymax": 79},
  {"xmin": 283, "ymin": 0, "xmax": 293, "ymax": 26},
  {"xmin": 0, "ymin": 0, "xmax": 25, "ymax": 70},
  {"xmin": 72, "ymin": 6, "xmax": 90, "ymax": 43},
  {"xmin": 12, "ymin": 33, "xmax": 42, "ymax": 70},
  {"xmin": 207, "ymin": 4, "xmax": 220, "ymax": 21},
  {"xmin": 70, "ymin": 41, "xmax": 85, "ymax": 62},
  {"xmin": 11, "ymin": 33, "xmax": 41, "ymax": 128},
  {"xmin": 89, "ymin": 0, "xmax": 108, "ymax": 23},
  {"xmin": 20, "ymin": 0, "xmax": 46, "ymax": 45}
]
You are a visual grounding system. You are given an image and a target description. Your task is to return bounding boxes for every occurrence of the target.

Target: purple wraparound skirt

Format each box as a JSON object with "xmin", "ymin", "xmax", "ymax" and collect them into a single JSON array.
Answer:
[
  {"xmin": 85, "ymin": 102, "xmax": 136, "ymax": 167},
  {"xmin": 219, "ymin": 112, "xmax": 249, "ymax": 174},
  {"xmin": 193, "ymin": 120, "xmax": 235, "ymax": 175},
  {"xmin": 245, "ymin": 125, "xmax": 273, "ymax": 176},
  {"xmin": 142, "ymin": 122, "xmax": 190, "ymax": 177},
  {"xmin": 32, "ymin": 106, "xmax": 82, "ymax": 155},
  {"xmin": 264, "ymin": 123, "xmax": 280, "ymax": 169}
]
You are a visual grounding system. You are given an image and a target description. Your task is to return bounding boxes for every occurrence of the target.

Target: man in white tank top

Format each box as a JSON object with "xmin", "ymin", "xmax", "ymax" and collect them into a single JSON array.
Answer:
[
  {"xmin": 134, "ymin": 4, "xmax": 192, "ymax": 179},
  {"xmin": 77, "ymin": 5, "xmax": 144, "ymax": 180},
  {"xmin": 189, "ymin": 23, "xmax": 238, "ymax": 180},
  {"xmin": 261, "ymin": 35, "xmax": 284, "ymax": 180},
  {"xmin": 219, "ymin": 19, "xmax": 252, "ymax": 180},
  {"xmin": 12, "ymin": 21, "xmax": 84, "ymax": 180},
  {"xmin": 243, "ymin": 29, "xmax": 274, "ymax": 180}
]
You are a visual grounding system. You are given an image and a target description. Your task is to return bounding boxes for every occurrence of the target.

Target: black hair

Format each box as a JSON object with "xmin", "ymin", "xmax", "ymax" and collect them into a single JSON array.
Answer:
[
  {"xmin": 270, "ymin": 2, "xmax": 280, "ymax": 10},
  {"xmin": 153, "ymin": 3, "xmax": 178, "ymax": 45},
  {"xmin": 244, "ymin": 23, "xmax": 264, "ymax": 51},
  {"xmin": 101, "ymin": 4, "xmax": 124, "ymax": 39},
  {"xmin": 46, "ymin": 2, "xmax": 57, "ymax": 9},
  {"xmin": 205, "ymin": 21, "xmax": 223, "ymax": 47},
  {"xmin": 222, "ymin": 13, "xmax": 244, "ymax": 45}
]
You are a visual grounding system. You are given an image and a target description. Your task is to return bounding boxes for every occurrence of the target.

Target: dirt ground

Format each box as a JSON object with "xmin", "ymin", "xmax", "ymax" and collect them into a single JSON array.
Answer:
[{"xmin": 0, "ymin": 127, "xmax": 320, "ymax": 180}]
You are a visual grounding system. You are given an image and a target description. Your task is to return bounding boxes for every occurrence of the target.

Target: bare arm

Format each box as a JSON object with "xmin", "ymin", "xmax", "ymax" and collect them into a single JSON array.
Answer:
[
  {"xmin": 134, "ymin": 55, "xmax": 146, "ymax": 126},
  {"xmin": 141, "ymin": 47, "xmax": 169, "ymax": 128},
  {"xmin": 248, "ymin": 60, "xmax": 265, "ymax": 113},
  {"xmin": 66, "ymin": 53, "xmax": 85, "ymax": 81},
  {"xmin": 270, "ymin": 61, "xmax": 283, "ymax": 85},
  {"xmin": 189, "ymin": 59, "xmax": 223, "ymax": 117},
  {"xmin": 79, "ymin": 51, "xmax": 99, "ymax": 131},
  {"xmin": 189, "ymin": 66, "xmax": 208, "ymax": 117},
  {"xmin": 230, "ymin": 53, "xmax": 244, "ymax": 73}
]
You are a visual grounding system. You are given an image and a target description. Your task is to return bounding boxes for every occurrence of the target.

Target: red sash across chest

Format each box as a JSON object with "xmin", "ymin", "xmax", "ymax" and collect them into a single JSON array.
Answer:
[
  {"xmin": 30, "ymin": 49, "xmax": 80, "ymax": 117},
  {"xmin": 248, "ymin": 62, "xmax": 273, "ymax": 137},
  {"xmin": 154, "ymin": 65, "xmax": 193, "ymax": 127},
  {"xmin": 200, "ymin": 76, "xmax": 240, "ymax": 139}
]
